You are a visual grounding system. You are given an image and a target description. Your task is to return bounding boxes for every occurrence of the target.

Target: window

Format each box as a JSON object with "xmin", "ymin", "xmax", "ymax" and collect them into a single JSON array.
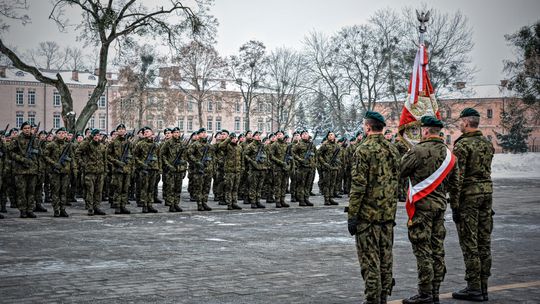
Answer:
[
  {"xmin": 235, "ymin": 101, "xmax": 241, "ymax": 113},
  {"xmin": 99, "ymin": 114, "xmax": 106, "ymax": 129},
  {"xmin": 28, "ymin": 89, "xmax": 36, "ymax": 106},
  {"xmin": 187, "ymin": 117, "xmax": 193, "ymax": 131},
  {"xmin": 207, "ymin": 116, "xmax": 213, "ymax": 131},
  {"xmin": 207, "ymin": 100, "xmax": 213, "ymax": 112},
  {"xmin": 266, "ymin": 118, "xmax": 271, "ymax": 132},
  {"xmin": 216, "ymin": 117, "xmax": 222, "ymax": 130},
  {"xmin": 27, "ymin": 111, "xmax": 36, "ymax": 125},
  {"xmin": 446, "ymin": 135, "xmax": 451, "ymax": 145},
  {"xmin": 216, "ymin": 101, "xmax": 222, "ymax": 112},
  {"xmin": 244, "ymin": 118, "xmax": 249, "ymax": 132},
  {"xmin": 188, "ymin": 100, "xmax": 194, "ymax": 112},
  {"xmin": 53, "ymin": 113, "xmax": 61, "ymax": 129},
  {"xmin": 234, "ymin": 117, "xmax": 241, "ymax": 131},
  {"xmin": 16, "ymin": 112, "xmax": 24, "ymax": 127},
  {"xmin": 487, "ymin": 109, "xmax": 493, "ymax": 119},
  {"xmin": 257, "ymin": 102, "xmax": 264, "ymax": 112},
  {"xmin": 89, "ymin": 116, "xmax": 95, "ymax": 129},
  {"xmin": 16, "ymin": 88, "xmax": 24, "ymax": 105},
  {"xmin": 257, "ymin": 118, "xmax": 264, "ymax": 131},
  {"xmin": 177, "ymin": 117, "xmax": 184, "ymax": 130},
  {"xmin": 98, "ymin": 95, "xmax": 106, "ymax": 108},
  {"xmin": 178, "ymin": 101, "xmax": 185, "ymax": 112},
  {"xmin": 53, "ymin": 91, "xmax": 61, "ymax": 107},
  {"xmin": 157, "ymin": 116, "xmax": 164, "ymax": 130}
]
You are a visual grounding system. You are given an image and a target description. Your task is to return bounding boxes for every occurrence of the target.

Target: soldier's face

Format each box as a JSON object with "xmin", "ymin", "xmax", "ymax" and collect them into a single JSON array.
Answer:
[
  {"xmin": 459, "ymin": 118, "xmax": 467, "ymax": 133},
  {"xmin": 22, "ymin": 125, "xmax": 32, "ymax": 136},
  {"xmin": 172, "ymin": 131, "xmax": 180, "ymax": 139},
  {"xmin": 301, "ymin": 133, "xmax": 309, "ymax": 140},
  {"xmin": 144, "ymin": 130, "xmax": 153, "ymax": 138},
  {"xmin": 293, "ymin": 134, "xmax": 300, "ymax": 141},
  {"xmin": 253, "ymin": 134, "xmax": 260, "ymax": 141},
  {"xmin": 231, "ymin": 137, "xmax": 238, "ymax": 144},
  {"xmin": 77, "ymin": 136, "xmax": 83, "ymax": 142},
  {"xmin": 57, "ymin": 131, "xmax": 67, "ymax": 140},
  {"xmin": 328, "ymin": 133, "xmax": 335, "ymax": 141},
  {"xmin": 117, "ymin": 128, "xmax": 126, "ymax": 136},
  {"xmin": 93, "ymin": 134, "xmax": 102, "ymax": 142},
  {"xmin": 276, "ymin": 132, "xmax": 284, "ymax": 140},
  {"xmin": 39, "ymin": 134, "xmax": 46, "ymax": 140}
]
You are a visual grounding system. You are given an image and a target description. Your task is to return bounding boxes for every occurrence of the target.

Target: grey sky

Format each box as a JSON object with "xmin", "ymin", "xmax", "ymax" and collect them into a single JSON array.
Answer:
[{"xmin": 3, "ymin": 0, "xmax": 540, "ymax": 85}]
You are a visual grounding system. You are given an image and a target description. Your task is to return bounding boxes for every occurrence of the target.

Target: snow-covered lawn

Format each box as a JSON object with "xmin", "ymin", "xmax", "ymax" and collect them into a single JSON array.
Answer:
[{"xmin": 492, "ymin": 152, "xmax": 540, "ymax": 179}]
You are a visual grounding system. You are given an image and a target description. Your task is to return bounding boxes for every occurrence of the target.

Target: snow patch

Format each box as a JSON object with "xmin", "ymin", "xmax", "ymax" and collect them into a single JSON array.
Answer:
[{"xmin": 491, "ymin": 153, "xmax": 540, "ymax": 179}]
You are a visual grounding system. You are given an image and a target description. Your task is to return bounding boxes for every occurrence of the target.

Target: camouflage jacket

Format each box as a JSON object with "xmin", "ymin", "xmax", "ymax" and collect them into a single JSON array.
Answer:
[
  {"xmin": 134, "ymin": 138, "xmax": 160, "ymax": 171},
  {"xmin": 217, "ymin": 137, "xmax": 243, "ymax": 173},
  {"xmin": 77, "ymin": 138, "xmax": 107, "ymax": 174},
  {"xmin": 244, "ymin": 140, "xmax": 268, "ymax": 171},
  {"xmin": 107, "ymin": 135, "xmax": 134, "ymax": 174},
  {"xmin": 160, "ymin": 137, "xmax": 188, "ymax": 173},
  {"xmin": 401, "ymin": 137, "xmax": 460, "ymax": 212},
  {"xmin": 269, "ymin": 139, "xmax": 290, "ymax": 172},
  {"xmin": 9, "ymin": 133, "xmax": 40, "ymax": 175},
  {"xmin": 317, "ymin": 140, "xmax": 341, "ymax": 171},
  {"xmin": 43, "ymin": 138, "xmax": 77, "ymax": 174},
  {"xmin": 292, "ymin": 139, "xmax": 316, "ymax": 169},
  {"xmin": 0, "ymin": 139, "xmax": 5, "ymax": 174},
  {"xmin": 187, "ymin": 139, "xmax": 213, "ymax": 174},
  {"xmin": 453, "ymin": 130, "xmax": 494, "ymax": 201},
  {"xmin": 348, "ymin": 134, "xmax": 400, "ymax": 222}
]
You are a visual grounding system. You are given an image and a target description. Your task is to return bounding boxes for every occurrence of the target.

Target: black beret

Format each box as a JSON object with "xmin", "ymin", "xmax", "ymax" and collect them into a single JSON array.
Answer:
[
  {"xmin": 143, "ymin": 126, "xmax": 152, "ymax": 132},
  {"xmin": 253, "ymin": 131, "xmax": 262, "ymax": 136},
  {"xmin": 116, "ymin": 123, "xmax": 126, "ymax": 130},
  {"xmin": 164, "ymin": 128, "xmax": 172, "ymax": 133},
  {"xmin": 364, "ymin": 111, "xmax": 386, "ymax": 126},
  {"xmin": 275, "ymin": 130, "xmax": 284, "ymax": 135},
  {"xmin": 56, "ymin": 127, "xmax": 67, "ymax": 134},
  {"xmin": 355, "ymin": 130, "xmax": 364, "ymax": 138},
  {"xmin": 221, "ymin": 129, "xmax": 229, "ymax": 134},
  {"xmin": 420, "ymin": 116, "xmax": 444, "ymax": 128},
  {"xmin": 21, "ymin": 121, "xmax": 31, "ymax": 128},
  {"xmin": 110, "ymin": 130, "xmax": 116, "ymax": 136},
  {"xmin": 460, "ymin": 108, "xmax": 480, "ymax": 118},
  {"xmin": 172, "ymin": 127, "xmax": 180, "ymax": 132},
  {"xmin": 229, "ymin": 132, "xmax": 237, "ymax": 138},
  {"xmin": 197, "ymin": 128, "xmax": 206, "ymax": 134}
]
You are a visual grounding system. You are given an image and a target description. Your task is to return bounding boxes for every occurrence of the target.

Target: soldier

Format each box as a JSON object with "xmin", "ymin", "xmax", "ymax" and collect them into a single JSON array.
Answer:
[
  {"xmin": 213, "ymin": 130, "xmax": 227, "ymax": 205},
  {"xmin": 9, "ymin": 122, "xmax": 40, "ymax": 218},
  {"xmin": 243, "ymin": 131, "xmax": 267, "ymax": 209},
  {"xmin": 0, "ymin": 129, "xmax": 6, "ymax": 218},
  {"xmin": 451, "ymin": 108, "xmax": 495, "ymax": 302},
  {"xmin": 318, "ymin": 131, "xmax": 341, "ymax": 206},
  {"xmin": 33, "ymin": 130, "xmax": 49, "ymax": 213},
  {"xmin": 43, "ymin": 127, "xmax": 77, "ymax": 217},
  {"xmin": 347, "ymin": 111, "xmax": 401, "ymax": 304},
  {"xmin": 133, "ymin": 127, "xmax": 160, "ymax": 213},
  {"xmin": 401, "ymin": 116, "xmax": 460, "ymax": 304},
  {"xmin": 216, "ymin": 132, "xmax": 243, "ymax": 210},
  {"xmin": 107, "ymin": 124, "xmax": 133, "ymax": 214},
  {"xmin": 289, "ymin": 131, "xmax": 301, "ymax": 202},
  {"xmin": 239, "ymin": 130, "xmax": 252, "ymax": 203},
  {"xmin": 161, "ymin": 127, "xmax": 188, "ymax": 212},
  {"xmin": 292, "ymin": 130, "xmax": 316, "ymax": 206},
  {"xmin": 187, "ymin": 128, "xmax": 213, "ymax": 211},
  {"xmin": 269, "ymin": 130, "xmax": 291, "ymax": 208}
]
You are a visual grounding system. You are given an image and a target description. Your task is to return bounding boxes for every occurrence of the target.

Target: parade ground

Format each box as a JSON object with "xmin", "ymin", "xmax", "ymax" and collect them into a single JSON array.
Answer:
[{"xmin": 1, "ymin": 177, "xmax": 539, "ymax": 303}]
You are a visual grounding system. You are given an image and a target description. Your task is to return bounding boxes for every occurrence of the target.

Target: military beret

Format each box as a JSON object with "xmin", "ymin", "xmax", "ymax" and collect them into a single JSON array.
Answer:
[
  {"xmin": 76, "ymin": 132, "xmax": 83, "ymax": 137},
  {"xmin": 197, "ymin": 128, "xmax": 206, "ymax": 134},
  {"xmin": 56, "ymin": 127, "xmax": 67, "ymax": 134},
  {"xmin": 214, "ymin": 131, "xmax": 222, "ymax": 137},
  {"xmin": 90, "ymin": 128, "xmax": 101, "ymax": 136},
  {"xmin": 420, "ymin": 116, "xmax": 444, "ymax": 128},
  {"xmin": 10, "ymin": 127, "xmax": 19, "ymax": 132},
  {"xmin": 364, "ymin": 111, "xmax": 386, "ymax": 126},
  {"xmin": 284, "ymin": 134, "xmax": 290, "ymax": 139},
  {"xmin": 275, "ymin": 130, "xmax": 284, "ymax": 135},
  {"xmin": 245, "ymin": 130, "xmax": 252, "ymax": 134},
  {"xmin": 384, "ymin": 129, "xmax": 392, "ymax": 135},
  {"xmin": 355, "ymin": 130, "xmax": 363, "ymax": 138},
  {"xmin": 172, "ymin": 127, "xmax": 180, "ymax": 132},
  {"xmin": 292, "ymin": 131, "xmax": 300, "ymax": 136},
  {"xmin": 460, "ymin": 108, "xmax": 480, "ymax": 118},
  {"xmin": 110, "ymin": 130, "xmax": 116, "ymax": 136},
  {"xmin": 301, "ymin": 130, "xmax": 309, "ymax": 135},
  {"xmin": 38, "ymin": 130, "xmax": 48, "ymax": 135},
  {"xmin": 143, "ymin": 126, "xmax": 152, "ymax": 132},
  {"xmin": 338, "ymin": 137, "xmax": 346, "ymax": 142},
  {"xmin": 116, "ymin": 123, "xmax": 126, "ymax": 130},
  {"xmin": 229, "ymin": 132, "xmax": 237, "ymax": 138},
  {"xmin": 238, "ymin": 134, "xmax": 245, "ymax": 139},
  {"xmin": 164, "ymin": 128, "xmax": 172, "ymax": 133},
  {"xmin": 253, "ymin": 131, "xmax": 262, "ymax": 136},
  {"xmin": 21, "ymin": 121, "xmax": 31, "ymax": 128},
  {"xmin": 221, "ymin": 129, "xmax": 229, "ymax": 134},
  {"xmin": 84, "ymin": 127, "xmax": 91, "ymax": 134}
]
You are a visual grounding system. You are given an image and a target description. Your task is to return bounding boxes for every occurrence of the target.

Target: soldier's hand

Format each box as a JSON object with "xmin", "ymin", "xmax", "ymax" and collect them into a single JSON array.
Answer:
[
  {"xmin": 347, "ymin": 218, "xmax": 358, "ymax": 236},
  {"xmin": 452, "ymin": 210, "xmax": 461, "ymax": 223}
]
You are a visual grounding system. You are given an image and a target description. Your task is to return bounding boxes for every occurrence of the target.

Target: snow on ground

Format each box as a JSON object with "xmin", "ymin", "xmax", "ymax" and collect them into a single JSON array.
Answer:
[{"xmin": 491, "ymin": 152, "xmax": 540, "ymax": 179}]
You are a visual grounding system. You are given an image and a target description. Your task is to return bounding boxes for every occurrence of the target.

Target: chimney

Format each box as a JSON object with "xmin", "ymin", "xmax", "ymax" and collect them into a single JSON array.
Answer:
[
  {"xmin": 454, "ymin": 81, "xmax": 466, "ymax": 90},
  {"xmin": 71, "ymin": 70, "xmax": 79, "ymax": 82},
  {"xmin": 0, "ymin": 66, "xmax": 6, "ymax": 78},
  {"xmin": 500, "ymin": 79, "xmax": 509, "ymax": 88}
]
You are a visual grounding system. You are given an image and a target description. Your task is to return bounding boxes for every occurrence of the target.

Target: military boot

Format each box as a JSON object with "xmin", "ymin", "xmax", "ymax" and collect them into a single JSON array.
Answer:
[
  {"xmin": 174, "ymin": 205, "xmax": 183, "ymax": 212},
  {"xmin": 329, "ymin": 198, "xmax": 339, "ymax": 205},
  {"xmin": 26, "ymin": 211, "xmax": 37, "ymax": 218},
  {"xmin": 324, "ymin": 197, "xmax": 331, "ymax": 205},
  {"xmin": 0, "ymin": 204, "xmax": 7, "ymax": 213},
  {"xmin": 299, "ymin": 199, "xmax": 307, "ymax": 206},
  {"xmin": 333, "ymin": 193, "xmax": 343, "ymax": 198},
  {"xmin": 0, "ymin": 213, "xmax": 3, "ymax": 219},
  {"xmin": 304, "ymin": 199, "xmax": 314, "ymax": 206},
  {"xmin": 432, "ymin": 283, "xmax": 440, "ymax": 304},
  {"xmin": 281, "ymin": 201, "xmax": 290, "ymax": 208},
  {"xmin": 19, "ymin": 210, "xmax": 27, "ymax": 218},
  {"xmin": 251, "ymin": 202, "xmax": 258, "ymax": 209},
  {"xmin": 201, "ymin": 202, "xmax": 212, "ymax": 211},
  {"xmin": 452, "ymin": 286, "xmax": 483, "ymax": 301},
  {"xmin": 88, "ymin": 209, "xmax": 94, "ymax": 216},
  {"xmin": 218, "ymin": 200, "xmax": 228, "ymax": 205},
  {"xmin": 53, "ymin": 210, "xmax": 60, "ymax": 217},
  {"xmin": 481, "ymin": 280, "xmax": 489, "ymax": 301},
  {"xmin": 120, "ymin": 206, "xmax": 131, "ymax": 214},
  {"xmin": 59, "ymin": 209, "xmax": 69, "ymax": 217},
  {"xmin": 275, "ymin": 201, "xmax": 283, "ymax": 208},
  {"xmin": 94, "ymin": 208, "xmax": 106, "ymax": 215},
  {"xmin": 402, "ymin": 292, "xmax": 433, "ymax": 304},
  {"xmin": 231, "ymin": 203, "xmax": 242, "ymax": 210},
  {"xmin": 147, "ymin": 205, "xmax": 159, "ymax": 213},
  {"xmin": 115, "ymin": 207, "xmax": 122, "ymax": 214},
  {"xmin": 154, "ymin": 198, "xmax": 162, "ymax": 204},
  {"xmin": 169, "ymin": 205, "xmax": 176, "ymax": 212},
  {"xmin": 142, "ymin": 206, "xmax": 149, "ymax": 213},
  {"xmin": 290, "ymin": 196, "xmax": 297, "ymax": 203},
  {"xmin": 255, "ymin": 201, "xmax": 266, "ymax": 209},
  {"xmin": 380, "ymin": 292, "xmax": 388, "ymax": 304},
  {"xmin": 34, "ymin": 203, "xmax": 48, "ymax": 212},
  {"xmin": 197, "ymin": 202, "xmax": 205, "ymax": 211}
]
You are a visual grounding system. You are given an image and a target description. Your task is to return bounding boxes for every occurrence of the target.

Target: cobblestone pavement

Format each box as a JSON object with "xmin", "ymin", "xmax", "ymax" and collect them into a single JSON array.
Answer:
[{"xmin": 1, "ymin": 178, "xmax": 539, "ymax": 303}]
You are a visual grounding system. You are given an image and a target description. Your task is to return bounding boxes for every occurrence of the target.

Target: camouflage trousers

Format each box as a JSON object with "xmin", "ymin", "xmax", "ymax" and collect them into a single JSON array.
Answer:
[
  {"xmin": 295, "ymin": 166, "xmax": 312, "ymax": 203},
  {"xmin": 50, "ymin": 173, "xmax": 69, "ymax": 212},
  {"xmin": 84, "ymin": 173, "xmax": 104, "ymax": 210},
  {"xmin": 273, "ymin": 169, "xmax": 289, "ymax": 202},
  {"xmin": 308, "ymin": 167, "xmax": 316, "ymax": 194},
  {"xmin": 408, "ymin": 209, "xmax": 446, "ymax": 293},
  {"xmin": 355, "ymin": 221, "xmax": 395, "ymax": 303},
  {"xmin": 343, "ymin": 166, "xmax": 352, "ymax": 195},
  {"xmin": 139, "ymin": 170, "xmax": 158, "ymax": 207},
  {"xmin": 213, "ymin": 167, "xmax": 225, "ymax": 201},
  {"xmin": 239, "ymin": 170, "xmax": 249, "ymax": 200},
  {"xmin": 223, "ymin": 172, "xmax": 240, "ymax": 206},
  {"xmin": 111, "ymin": 173, "xmax": 131, "ymax": 208},
  {"xmin": 164, "ymin": 170, "xmax": 186, "ymax": 207},
  {"xmin": 15, "ymin": 174, "xmax": 37, "ymax": 212},
  {"xmin": 456, "ymin": 193, "xmax": 493, "ymax": 289},
  {"xmin": 289, "ymin": 169, "xmax": 297, "ymax": 199},
  {"xmin": 190, "ymin": 172, "xmax": 212, "ymax": 203},
  {"xmin": 320, "ymin": 169, "xmax": 337, "ymax": 199},
  {"xmin": 248, "ymin": 169, "xmax": 265, "ymax": 204},
  {"xmin": 35, "ymin": 171, "xmax": 45, "ymax": 205},
  {"xmin": 263, "ymin": 169, "xmax": 275, "ymax": 201}
]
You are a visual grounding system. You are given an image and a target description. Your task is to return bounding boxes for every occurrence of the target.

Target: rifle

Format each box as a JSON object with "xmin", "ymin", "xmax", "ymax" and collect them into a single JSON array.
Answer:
[
  {"xmin": 54, "ymin": 135, "xmax": 75, "ymax": 173},
  {"xmin": 141, "ymin": 131, "xmax": 160, "ymax": 174},
  {"xmin": 1, "ymin": 124, "xmax": 9, "ymax": 138},
  {"xmin": 255, "ymin": 142, "xmax": 265, "ymax": 163},
  {"xmin": 198, "ymin": 144, "xmax": 212, "ymax": 174},
  {"xmin": 25, "ymin": 121, "xmax": 41, "ymax": 160},
  {"xmin": 303, "ymin": 130, "xmax": 319, "ymax": 160},
  {"xmin": 284, "ymin": 143, "xmax": 293, "ymax": 165},
  {"xmin": 172, "ymin": 136, "xmax": 189, "ymax": 167},
  {"xmin": 329, "ymin": 146, "xmax": 341, "ymax": 166}
]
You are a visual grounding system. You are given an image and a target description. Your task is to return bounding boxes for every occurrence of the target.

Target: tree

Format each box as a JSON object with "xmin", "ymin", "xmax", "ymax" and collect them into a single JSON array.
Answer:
[
  {"xmin": 495, "ymin": 100, "xmax": 533, "ymax": 153},
  {"xmin": 25, "ymin": 41, "xmax": 69, "ymax": 69},
  {"xmin": 504, "ymin": 21, "xmax": 540, "ymax": 122},
  {"xmin": 0, "ymin": 0, "xmax": 211, "ymax": 132},
  {"xmin": 229, "ymin": 40, "xmax": 268, "ymax": 131}
]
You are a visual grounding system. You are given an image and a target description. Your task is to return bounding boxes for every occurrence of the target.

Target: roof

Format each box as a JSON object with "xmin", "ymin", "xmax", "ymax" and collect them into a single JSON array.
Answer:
[
  {"xmin": 0, "ymin": 67, "xmax": 117, "ymax": 86},
  {"xmin": 439, "ymin": 84, "xmax": 517, "ymax": 100}
]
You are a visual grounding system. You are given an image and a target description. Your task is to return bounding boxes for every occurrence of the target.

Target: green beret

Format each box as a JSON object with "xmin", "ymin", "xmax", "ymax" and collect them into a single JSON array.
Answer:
[
  {"xmin": 164, "ymin": 128, "xmax": 172, "ymax": 133},
  {"xmin": 116, "ymin": 123, "xmax": 126, "ymax": 130},
  {"xmin": 420, "ymin": 116, "xmax": 444, "ymax": 128},
  {"xmin": 172, "ymin": 127, "xmax": 180, "ymax": 132},
  {"xmin": 364, "ymin": 111, "xmax": 386, "ymax": 126},
  {"xmin": 197, "ymin": 128, "xmax": 206, "ymax": 134},
  {"xmin": 56, "ymin": 127, "xmax": 67, "ymax": 134},
  {"xmin": 90, "ymin": 128, "xmax": 101, "ymax": 136},
  {"xmin": 229, "ymin": 132, "xmax": 237, "ymax": 138},
  {"xmin": 460, "ymin": 108, "xmax": 480, "ymax": 118}
]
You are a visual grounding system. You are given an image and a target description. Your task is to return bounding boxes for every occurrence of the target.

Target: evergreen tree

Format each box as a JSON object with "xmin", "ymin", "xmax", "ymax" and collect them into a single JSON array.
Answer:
[{"xmin": 495, "ymin": 101, "xmax": 532, "ymax": 153}]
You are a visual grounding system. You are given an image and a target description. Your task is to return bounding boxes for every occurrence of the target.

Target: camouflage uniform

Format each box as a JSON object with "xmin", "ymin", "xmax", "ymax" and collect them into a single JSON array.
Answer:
[
  {"xmin": 292, "ymin": 139, "xmax": 316, "ymax": 206},
  {"xmin": 160, "ymin": 136, "xmax": 188, "ymax": 211},
  {"xmin": 243, "ymin": 139, "xmax": 268, "ymax": 208},
  {"xmin": 134, "ymin": 137, "xmax": 160, "ymax": 212},
  {"xmin": 0, "ymin": 139, "xmax": 6, "ymax": 216},
  {"xmin": 348, "ymin": 134, "xmax": 400, "ymax": 303},
  {"xmin": 107, "ymin": 135, "xmax": 134, "ymax": 213},
  {"xmin": 78, "ymin": 137, "xmax": 108, "ymax": 214},
  {"xmin": 217, "ymin": 137, "xmax": 243, "ymax": 209},
  {"xmin": 452, "ymin": 130, "xmax": 494, "ymax": 294},
  {"xmin": 317, "ymin": 140, "xmax": 341, "ymax": 205},
  {"xmin": 9, "ymin": 132, "xmax": 40, "ymax": 216},
  {"xmin": 34, "ymin": 138, "xmax": 48, "ymax": 212},
  {"xmin": 187, "ymin": 138, "xmax": 213, "ymax": 211},
  {"xmin": 269, "ymin": 139, "xmax": 291, "ymax": 208},
  {"xmin": 212, "ymin": 138, "xmax": 225, "ymax": 203},
  {"xmin": 401, "ymin": 137, "xmax": 459, "ymax": 297},
  {"xmin": 43, "ymin": 137, "xmax": 76, "ymax": 215},
  {"xmin": 239, "ymin": 138, "xmax": 253, "ymax": 201}
]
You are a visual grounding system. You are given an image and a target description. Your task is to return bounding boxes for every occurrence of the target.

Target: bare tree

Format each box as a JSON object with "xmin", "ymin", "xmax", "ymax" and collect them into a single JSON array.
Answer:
[
  {"xmin": 229, "ymin": 40, "xmax": 268, "ymax": 131},
  {"xmin": 0, "ymin": 0, "xmax": 30, "ymax": 32},
  {"xmin": 65, "ymin": 46, "xmax": 89, "ymax": 71},
  {"xmin": 24, "ymin": 41, "xmax": 69, "ymax": 69},
  {"xmin": 0, "ymin": 0, "xmax": 211, "ymax": 132}
]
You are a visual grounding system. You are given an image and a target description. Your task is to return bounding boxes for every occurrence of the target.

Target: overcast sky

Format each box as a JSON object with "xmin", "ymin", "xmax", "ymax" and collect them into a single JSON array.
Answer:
[{"xmin": 3, "ymin": 0, "xmax": 539, "ymax": 85}]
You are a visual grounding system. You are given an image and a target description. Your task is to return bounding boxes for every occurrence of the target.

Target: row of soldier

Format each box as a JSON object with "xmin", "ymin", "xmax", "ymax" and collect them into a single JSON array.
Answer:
[{"xmin": 0, "ymin": 121, "xmax": 403, "ymax": 219}]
